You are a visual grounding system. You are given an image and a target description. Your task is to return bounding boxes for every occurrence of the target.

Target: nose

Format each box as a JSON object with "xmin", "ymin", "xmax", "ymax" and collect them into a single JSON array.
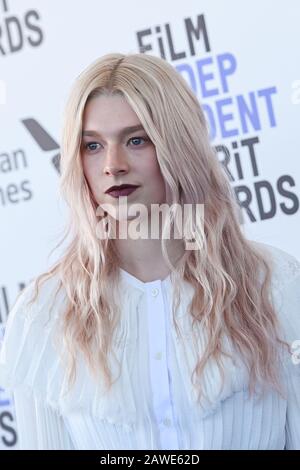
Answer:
[{"xmin": 103, "ymin": 145, "xmax": 129, "ymax": 176}]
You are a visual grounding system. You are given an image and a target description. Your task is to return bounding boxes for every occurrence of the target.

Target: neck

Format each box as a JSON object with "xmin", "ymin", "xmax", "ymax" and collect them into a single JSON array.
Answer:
[{"xmin": 112, "ymin": 218, "xmax": 186, "ymax": 282}]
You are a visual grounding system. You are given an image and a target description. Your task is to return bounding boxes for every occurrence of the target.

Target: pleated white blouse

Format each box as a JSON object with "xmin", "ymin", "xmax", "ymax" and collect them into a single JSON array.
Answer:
[{"xmin": 0, "ymin": 242, "xmax": 300, "ymax": 450}]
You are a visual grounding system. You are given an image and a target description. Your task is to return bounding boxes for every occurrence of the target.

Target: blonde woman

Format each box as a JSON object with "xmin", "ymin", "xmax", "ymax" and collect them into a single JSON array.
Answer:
[{"xmin": 0, "ymin": 53, "xmax": 300, "ymax": 450}]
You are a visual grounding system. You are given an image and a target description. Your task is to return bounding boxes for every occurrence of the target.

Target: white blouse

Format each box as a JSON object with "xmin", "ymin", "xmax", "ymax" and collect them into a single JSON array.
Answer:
[{"xmin": 0, "ymin": 242, "xmax": 300, "ymax": 450}]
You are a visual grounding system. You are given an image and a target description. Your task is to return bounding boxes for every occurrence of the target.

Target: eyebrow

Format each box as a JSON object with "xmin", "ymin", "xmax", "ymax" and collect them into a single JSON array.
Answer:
[{"xmin": 82, "ymin": 125, "xmax": 145, "ymax": 139}]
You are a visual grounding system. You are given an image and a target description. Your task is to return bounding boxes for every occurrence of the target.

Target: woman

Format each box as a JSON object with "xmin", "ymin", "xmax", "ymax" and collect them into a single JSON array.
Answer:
[{"xmin": 0, "ymin": 52, "xmax": 299, "ymax": 450}]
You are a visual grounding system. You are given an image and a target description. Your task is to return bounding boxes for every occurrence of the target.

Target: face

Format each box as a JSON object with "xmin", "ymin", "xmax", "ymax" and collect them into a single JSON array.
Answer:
[{"xmin": 81, "ymin": 94, "xmax": 166, "ymax": 224}]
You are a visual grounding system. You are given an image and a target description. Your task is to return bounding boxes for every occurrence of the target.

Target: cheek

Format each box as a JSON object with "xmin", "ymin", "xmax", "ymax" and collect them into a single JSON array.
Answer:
[
  {"xmin": 82, "ymin": 156, "xmax": 98, "ymax": 187},
  {"xmin": 144, "ymin": 156, "xmax": 166, "ymax": 195},
  {"xmin": 152, "ymin": 160, "xmax": 165, "ymax": 187},
  {"xmin": 81, "ymin": 159, "xmax": 103, "ymax": 205},
  {"xmin": 143, "ymin": 154, "xmax": 164, "ymax": 178}
]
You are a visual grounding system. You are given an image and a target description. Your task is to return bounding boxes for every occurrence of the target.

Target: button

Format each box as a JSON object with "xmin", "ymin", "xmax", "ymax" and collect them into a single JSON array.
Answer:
[
  {"xmin": 163, "ymin": 417, "xmax": 172, "ymax": 427},
  {"xmin": 154, "ymin": 351, "xmax": 162, "ymax": 360},
  {"xmin": 151, "ymin": 288, "xmax": 159, "ymax": 297}
]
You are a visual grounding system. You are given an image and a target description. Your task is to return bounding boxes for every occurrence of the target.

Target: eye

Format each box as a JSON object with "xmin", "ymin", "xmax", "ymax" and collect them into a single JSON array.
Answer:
[
  {"xmin": 84, "ymin": 142, "xmax": 102, "ymax": 153},
  {"xmin": 128, "ymin": 136, "xmax": 148, "ymax": 146}
]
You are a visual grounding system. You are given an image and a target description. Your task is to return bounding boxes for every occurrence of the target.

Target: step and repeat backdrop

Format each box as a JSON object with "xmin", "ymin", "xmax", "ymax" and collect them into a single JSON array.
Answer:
[{"xmin": 0, "ymin": 0, "xmax": 299, "ymax": 449}]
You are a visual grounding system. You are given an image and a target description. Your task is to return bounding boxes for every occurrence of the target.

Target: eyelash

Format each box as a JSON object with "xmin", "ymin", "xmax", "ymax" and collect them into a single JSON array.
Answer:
[{"xmin": 83, "ymin": 136, "xmax": 149, "ymax": 153}]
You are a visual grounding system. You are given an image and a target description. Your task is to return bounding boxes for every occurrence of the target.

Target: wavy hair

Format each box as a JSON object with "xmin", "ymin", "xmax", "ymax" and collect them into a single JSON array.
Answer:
[{"xmin": 27, "ymin": 52, "xmax": 288, "ymax": 401}]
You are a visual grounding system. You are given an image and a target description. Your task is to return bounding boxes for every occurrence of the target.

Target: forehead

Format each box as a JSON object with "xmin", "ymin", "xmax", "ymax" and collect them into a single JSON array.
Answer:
[{"xmin": 82, "ymin": 94, "xmax": 141, "ymax": 131}]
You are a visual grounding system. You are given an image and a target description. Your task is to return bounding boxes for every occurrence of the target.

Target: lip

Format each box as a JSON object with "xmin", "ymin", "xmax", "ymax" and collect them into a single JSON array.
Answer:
[{"xmin": 106, "ymin": 185, "xmax": 140, "ymax": 198}]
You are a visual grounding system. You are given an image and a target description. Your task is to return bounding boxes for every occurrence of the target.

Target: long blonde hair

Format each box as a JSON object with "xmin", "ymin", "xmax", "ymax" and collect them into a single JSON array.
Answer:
[{"xmin": 27, "ymin": 52, "xmax": 287, "ymax": 401}]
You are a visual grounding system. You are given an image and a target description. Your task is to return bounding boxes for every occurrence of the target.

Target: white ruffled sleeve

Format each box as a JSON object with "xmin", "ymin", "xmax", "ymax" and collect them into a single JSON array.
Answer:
[
  {"xmin": 0, "ymin": 280, "xmax": 75, "ymax": 450},
  {"xmin": 13, "ymin": 387, "xmax": 75, "ymax": 450},
  {"xmin": 267, "ymin": 245, "xmax": 300, "ymax": 450},
  {"xmin": 279, "ymin": 272, "xmax": 300, "ymax": 450}
]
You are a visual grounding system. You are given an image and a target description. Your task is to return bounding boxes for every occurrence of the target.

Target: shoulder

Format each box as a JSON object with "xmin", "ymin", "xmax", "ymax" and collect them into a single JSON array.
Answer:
[
  {"xmin": 251, "ymin": 241, "xmax": 300, "ymax": 343},
  {"xmin": 0, "ymin": 273, "xmax": 67, "ymax": 392},
  {"xmin": 4, "ymin": 273, "xmax": 66, "ymax": 333},
  {"xmin": 250, "ymin": 240, "xmax": 300, "ymax": 288}
]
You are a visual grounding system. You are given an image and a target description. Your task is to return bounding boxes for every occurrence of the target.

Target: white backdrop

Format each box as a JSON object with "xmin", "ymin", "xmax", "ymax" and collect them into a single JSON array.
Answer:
[{"xmin": 0, "ymin": 0, "xmax": 299, "ymax": 449}]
